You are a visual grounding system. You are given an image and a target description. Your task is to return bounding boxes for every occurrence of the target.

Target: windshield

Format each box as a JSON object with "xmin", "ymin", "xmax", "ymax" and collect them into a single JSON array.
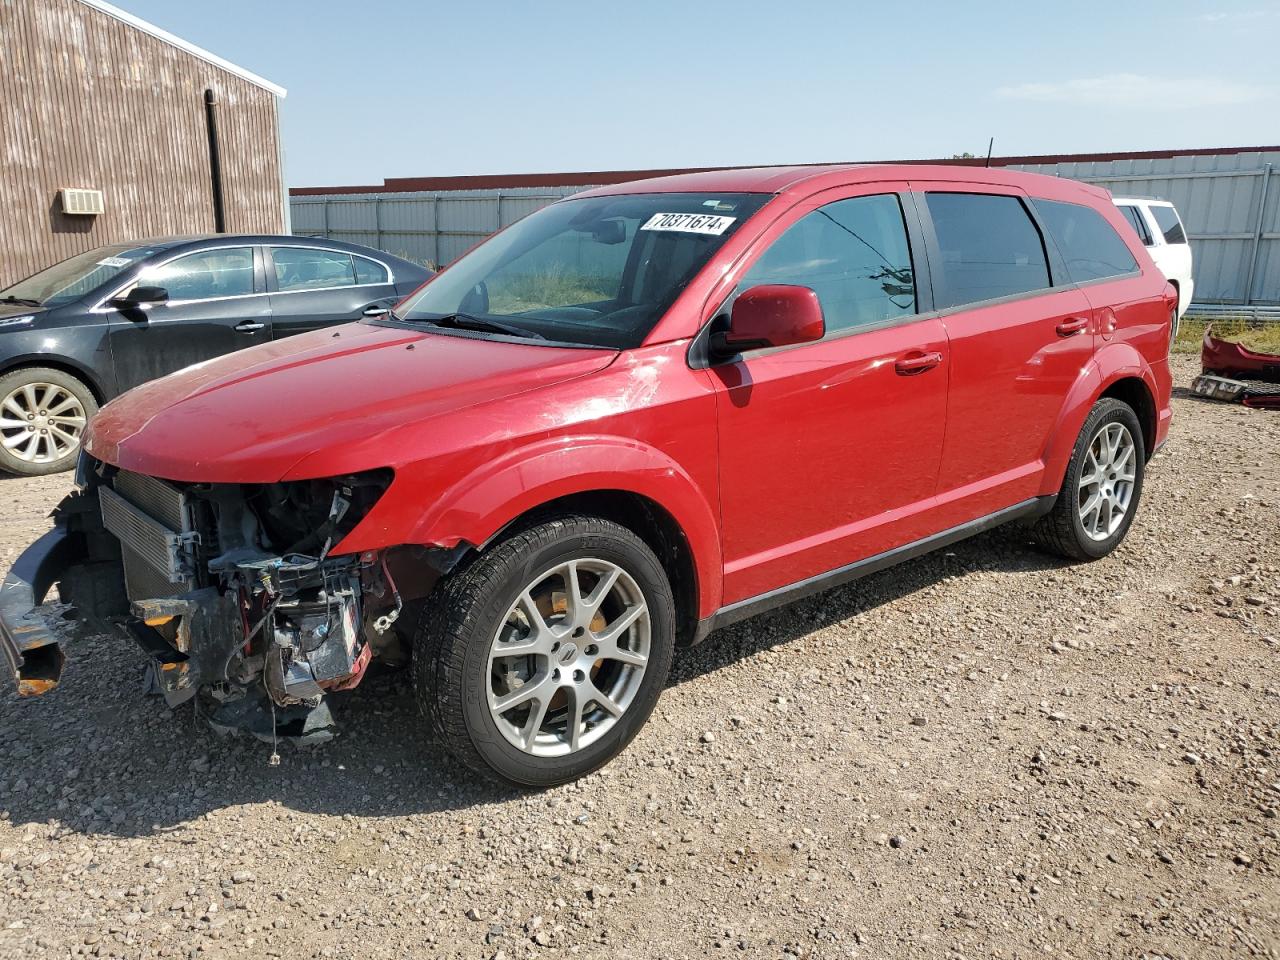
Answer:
[
  {"xmin": 0, "ymin": 243, "xmax": 163, "ymax": 308},
  {"xmin": 394, "ymin": 192, "xmax": 770, "ymax": 348}
]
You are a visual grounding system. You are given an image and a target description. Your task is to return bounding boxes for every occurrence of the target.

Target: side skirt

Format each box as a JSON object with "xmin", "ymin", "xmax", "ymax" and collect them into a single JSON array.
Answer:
[{"xmin": 692, "ymin": 495, "xmax": 1056, "ymax": 643}]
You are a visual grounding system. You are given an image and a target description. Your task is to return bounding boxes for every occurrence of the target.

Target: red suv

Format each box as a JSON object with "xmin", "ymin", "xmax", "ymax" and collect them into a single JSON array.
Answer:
[{"xmin": 2, "ymin": 165, "xmax": 1174, "ymax": 786}]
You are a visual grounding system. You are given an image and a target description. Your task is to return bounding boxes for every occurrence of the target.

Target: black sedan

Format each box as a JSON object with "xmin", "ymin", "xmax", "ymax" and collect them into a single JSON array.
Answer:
[{"xmin": 0, "ymin": 236, "xmax": 431, "ymax": 476}]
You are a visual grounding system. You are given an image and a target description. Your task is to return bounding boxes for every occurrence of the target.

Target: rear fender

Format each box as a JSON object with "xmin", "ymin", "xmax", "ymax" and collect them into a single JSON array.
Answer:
[
  {"xmin": 404, "ymin": 436, "xmax": 724, "ymax": 618},
  {"xmin": 1038, "ymin": 343, "xmax": 1156, "ymax": 496}
]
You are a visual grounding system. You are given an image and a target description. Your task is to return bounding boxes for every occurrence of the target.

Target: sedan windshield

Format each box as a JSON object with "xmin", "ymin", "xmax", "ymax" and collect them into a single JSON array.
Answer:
[
  {"xmin": 0, "ymin": 243, "xmax": 163, "ymax": 308},
  {"xmin": 394, "ymin": 192, "xmax": 771, "ymax": 348}
]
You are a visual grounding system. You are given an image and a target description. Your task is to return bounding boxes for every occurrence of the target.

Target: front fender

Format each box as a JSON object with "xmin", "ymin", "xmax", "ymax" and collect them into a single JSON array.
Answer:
[
  {"xmin": 405, "ymin": 436, "xmax": 724, "ymax": 618},
  {"xmin": 1038, "ymin": 342, "xmax": 1157, "ymax": 497}
]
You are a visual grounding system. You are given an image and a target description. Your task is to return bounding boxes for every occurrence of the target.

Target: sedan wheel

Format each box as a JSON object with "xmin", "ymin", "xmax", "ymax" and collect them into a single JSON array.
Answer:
[{"xmin": 0, "ymin": 368, "xmax": 97, "ymax": 476}]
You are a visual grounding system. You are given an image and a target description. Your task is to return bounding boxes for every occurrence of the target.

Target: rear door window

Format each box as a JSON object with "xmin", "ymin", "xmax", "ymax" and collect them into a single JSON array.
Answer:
[
  {"xmin": 924, "ymin": 193, "xmax": 1050, "ymax": 308},
  {"xmin": 1150, "ymin": 205, "xmax": 1187, "ymax": 244},
  {"xmin": 1032, "ymin": 199, "xmax": 1139, "ymax": 282},
  {"xmin": 1117, "ymin": 205, "xmax": 1153, "ymax": 246},
  {"xmin": 739, "ymin": 193, "xmax": 917, "ymax": 334},
  {"xmin": 271, "ymin": 248, "xmax": 357, "ymax": 291}
]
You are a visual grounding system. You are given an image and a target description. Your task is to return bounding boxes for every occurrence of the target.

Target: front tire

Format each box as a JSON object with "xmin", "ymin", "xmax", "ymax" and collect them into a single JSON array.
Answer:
[
  {"xmin": 414, "ymin": 515, "xmax": 676, "ymax": 787},
  {"xmin": 0, "ymin": 367, "xmax": 97, "ymax": 476},
  {"xmin": 1033, "ymin": 397, "xmax": 1146, "ymax": 561}
]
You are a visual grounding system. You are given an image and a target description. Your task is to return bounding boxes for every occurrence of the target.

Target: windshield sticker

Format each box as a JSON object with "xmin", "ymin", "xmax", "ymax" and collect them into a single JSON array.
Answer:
[
  {"xmin": 640, "ymin": 213, "xmax": 736, "ymax": 236},
  {"xmin": 97, "ymin": 256, "xmax": 131, "ymax": 268}
]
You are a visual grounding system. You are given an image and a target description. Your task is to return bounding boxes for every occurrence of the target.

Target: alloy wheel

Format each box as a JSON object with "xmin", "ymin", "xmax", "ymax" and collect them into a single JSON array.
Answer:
[
  {"xmin": 0, "ymin": 382, "xmax": 87, "ymax": 463},
  {"xmin": 487, "ymin": 559, "xmax": 650, "ymax": 757},
  {"xmin": 1077, "ymin": 422, "xmax": 1136, "ymax": 541}
]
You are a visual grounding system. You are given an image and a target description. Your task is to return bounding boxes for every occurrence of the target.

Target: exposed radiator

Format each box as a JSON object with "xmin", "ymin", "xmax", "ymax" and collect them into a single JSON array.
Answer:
[
  {"xmin": 113, "ymin": 470, "xmax": 187, "ymax": 532},
  {"xmin": 98, "ymin": 482, "xmax": 194, "ymax": 601}
]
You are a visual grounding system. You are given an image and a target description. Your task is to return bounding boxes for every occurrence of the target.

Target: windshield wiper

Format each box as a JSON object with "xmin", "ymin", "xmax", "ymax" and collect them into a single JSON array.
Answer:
[
  {"xmin": 0, "ymin": 295, "xmax": 41, "ymax": 307},
  {"xmin": 426, "ymin": 312, "xmax": 545, "ymax": 340}
]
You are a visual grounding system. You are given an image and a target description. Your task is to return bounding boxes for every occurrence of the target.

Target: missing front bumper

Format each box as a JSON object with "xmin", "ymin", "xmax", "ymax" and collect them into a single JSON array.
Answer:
[{"xmin": 0, "ymin": 527, "xmax": 75, "ymax": 696}]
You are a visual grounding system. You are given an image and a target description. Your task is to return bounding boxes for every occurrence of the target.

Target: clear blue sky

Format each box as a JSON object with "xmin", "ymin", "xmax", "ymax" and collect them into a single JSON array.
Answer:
[{"xmin": 121, "ymin": 0, "xmax": 1280, "ymax": 188}]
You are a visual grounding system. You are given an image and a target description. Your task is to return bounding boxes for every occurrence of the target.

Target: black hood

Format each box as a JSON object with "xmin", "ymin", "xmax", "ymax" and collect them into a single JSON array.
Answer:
[{"xmin": 0, "ymin": 302, "xmax": 46, "ymax": 323}]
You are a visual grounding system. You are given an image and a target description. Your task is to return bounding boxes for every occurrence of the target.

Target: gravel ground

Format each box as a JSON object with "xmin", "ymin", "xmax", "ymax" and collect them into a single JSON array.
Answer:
[{"xmin": 1, "ymin": 354, "xmax": 1277, "ymax": 960}]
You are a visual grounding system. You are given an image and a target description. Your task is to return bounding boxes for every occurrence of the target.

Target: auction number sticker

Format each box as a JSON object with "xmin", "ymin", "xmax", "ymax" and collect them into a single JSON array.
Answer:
[
  {"xmin": 97, "ymin": 256, "xmax": 131, "ymax": 268},
  {"xmin": 640, "ymin": 212, "xmax": 736, "ymax": 236}
]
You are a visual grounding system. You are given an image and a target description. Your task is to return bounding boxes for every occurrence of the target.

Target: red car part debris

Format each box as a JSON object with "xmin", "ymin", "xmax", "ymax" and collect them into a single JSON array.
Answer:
[{"xmin": 1202, "ymin": 327, "xmax": 1280, "ymax": 383}]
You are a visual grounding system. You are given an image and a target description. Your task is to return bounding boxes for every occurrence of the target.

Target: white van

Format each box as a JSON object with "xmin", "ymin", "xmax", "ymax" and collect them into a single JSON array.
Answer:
[{"xmin": 1112, "ymin": 197, "xmax": 1194, "ymax": 320}]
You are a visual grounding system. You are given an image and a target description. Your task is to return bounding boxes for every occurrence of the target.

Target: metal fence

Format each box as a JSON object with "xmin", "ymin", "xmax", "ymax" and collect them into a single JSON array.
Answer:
[
  {"xmin": 290, "ymin": 149, "xmax": 1280, "ymax": 305},
  {"xmin": 289, "ymin": 186, "xmax": 589, "ymax": 269}
]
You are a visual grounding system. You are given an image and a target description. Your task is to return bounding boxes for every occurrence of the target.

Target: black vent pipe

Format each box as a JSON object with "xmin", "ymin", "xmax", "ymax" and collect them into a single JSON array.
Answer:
[{"xmin": 204, "ymin": 89, "xmax": 226, "ymax": 233}]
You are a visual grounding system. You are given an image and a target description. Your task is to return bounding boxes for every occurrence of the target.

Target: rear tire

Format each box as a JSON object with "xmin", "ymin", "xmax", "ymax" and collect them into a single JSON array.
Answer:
[
  {"xmin": 414, "ymin": 514, "xmax": 675, "ymax": 787},
  {"xmin": 0, "ymin": 367, "xmax": 97, "ymax": 477},
  {"xmin": 1033, "ymin": 398, "xmax": 1145, "ymax": 561}
]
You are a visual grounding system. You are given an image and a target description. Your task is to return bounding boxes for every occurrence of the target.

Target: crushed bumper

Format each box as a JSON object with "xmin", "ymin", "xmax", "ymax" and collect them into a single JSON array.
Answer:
[
  {"xmin": 0, "ymin": 527, "xmax": 75, "ymax": 696},
  {"xmin": 1202, "ymin": 329, "xmax": 1280, "ymax": 383}
]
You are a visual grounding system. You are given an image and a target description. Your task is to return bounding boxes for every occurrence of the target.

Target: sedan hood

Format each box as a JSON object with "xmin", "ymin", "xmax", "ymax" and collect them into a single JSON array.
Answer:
[
  {"xmin": 0, "ymin": 303, "xmax": 46, "ymax": 325},
  {"xmin": 86, "ymin": 323, "xmax": 616, "ymax": 483}
]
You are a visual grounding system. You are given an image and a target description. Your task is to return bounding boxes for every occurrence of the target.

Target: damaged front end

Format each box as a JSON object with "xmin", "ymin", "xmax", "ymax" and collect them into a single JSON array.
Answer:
[{"xmin": 1, "ymin": 458, "xmax": 433, "ymax": 747}]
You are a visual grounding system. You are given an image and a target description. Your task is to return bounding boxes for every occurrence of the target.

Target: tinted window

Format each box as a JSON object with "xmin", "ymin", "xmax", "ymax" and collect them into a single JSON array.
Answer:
[
  {"xmin": 1033, "ymin": 199, "xmax": 1139, "ymax": 282},
  {"xmin": 1150, "ymin": 205, "xmax": 1186, "ymax": 244},
  {"xmin": 925, "ymin": 193, "xmax": 1049, "ymax": 308},
  {"xmin": 272, "ymin": 248, "xmax": 356, "ymax": 291},
  {"xmin": 739, "ymin": 194, "xmax": 916, "ymax": 334},
  {"xmin": 354, "ymin": 256, "xmax": 389, "ymax": 285},
  {"xmin": 144, "ymin": 248, "xmax": 254, "ymax": 300},
  {"xmin": 1117, "ymin": 205, "xmax": 1153, "ymax": 246}
]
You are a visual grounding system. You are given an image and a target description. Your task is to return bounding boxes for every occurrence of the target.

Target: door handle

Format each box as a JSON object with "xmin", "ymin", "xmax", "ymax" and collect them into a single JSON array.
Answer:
[
  {"xmin": 1056, "ymin": 316, "xmax": 1089, "ymax": 337},
  {"xmin": 362, "ymin": 305, "xmax": 390, "ymax": 318},
  {"xmin": 894, "ymin": 351, "xmax": 944, "ymax": 376},
  {"xmin": 235, "ymin": 320, "xmax": 266, "ymax": 333}
]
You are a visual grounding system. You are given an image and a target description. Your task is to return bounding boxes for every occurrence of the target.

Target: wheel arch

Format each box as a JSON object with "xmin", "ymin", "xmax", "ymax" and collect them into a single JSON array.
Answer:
[
  {"xmin": 1039, "ymin": 346, "xmax": 1158, "ymax": 496},
  {"xmin": 383, "ymin": 437, "xmax": 724, "ymax": 630},
  {"xmin": 0, "ymin": 355, "xmax": 107, "ymax": 406},
  {"xmin": 477, "ymin": 489, "xmax": 702, "ymax": 646},
  {"xmin": 1098, "ymin": 375, "xmax": 1156, "ymax": 460}
]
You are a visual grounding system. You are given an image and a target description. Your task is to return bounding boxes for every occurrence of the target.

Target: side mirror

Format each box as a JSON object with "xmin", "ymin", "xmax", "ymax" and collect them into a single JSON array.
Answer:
[
  {"xmin": 712, "ymin": 284, "xmax": 825, "ymax": 357},
  {"xmin": 108, "ymin": 285, "xmax": 169, "ymax": 309}
]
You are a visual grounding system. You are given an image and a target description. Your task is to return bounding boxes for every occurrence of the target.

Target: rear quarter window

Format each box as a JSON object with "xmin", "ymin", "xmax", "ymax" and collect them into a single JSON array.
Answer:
[
  {"xmin": 354, "ymin": 256, "xmax": 389, "ymax": 285},
  {"xmin": 1150, "ymin": 205, "xmax": 1187, "ymax": 244},
  {"xmin": 1032, "ymin": 199, "xmax": 1139, "ymax": 283}
]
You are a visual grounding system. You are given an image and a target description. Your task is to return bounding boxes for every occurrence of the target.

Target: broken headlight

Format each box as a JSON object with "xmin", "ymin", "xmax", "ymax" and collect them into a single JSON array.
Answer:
[{"xmin": 243, "ymin": 468, "xmax": 393, "ymax": 557}]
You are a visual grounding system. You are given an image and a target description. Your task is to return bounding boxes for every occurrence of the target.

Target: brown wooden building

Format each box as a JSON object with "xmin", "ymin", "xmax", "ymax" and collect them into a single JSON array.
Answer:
[{"xmin": 0, "ymin": 0, "xmax": 287, "ymax": 286}]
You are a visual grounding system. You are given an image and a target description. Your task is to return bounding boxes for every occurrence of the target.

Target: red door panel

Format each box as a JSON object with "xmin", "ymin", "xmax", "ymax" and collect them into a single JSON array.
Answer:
[
  {"xmin": 713, "ymin": 316, "xmax": 949, "ymax": 604},
  {"xmin": 933, "ymin": 286, "xmax": 1094, "ymax": 523}
]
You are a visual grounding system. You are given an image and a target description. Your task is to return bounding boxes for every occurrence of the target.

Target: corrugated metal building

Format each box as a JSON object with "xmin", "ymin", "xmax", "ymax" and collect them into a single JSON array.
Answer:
[
  {"xmin": 0, "ymin": 0, "xmax": 287, "ymax": 286},
  {"xmin": 290, "ymin": 146, "xmax": 1280, "ymax": 306}
]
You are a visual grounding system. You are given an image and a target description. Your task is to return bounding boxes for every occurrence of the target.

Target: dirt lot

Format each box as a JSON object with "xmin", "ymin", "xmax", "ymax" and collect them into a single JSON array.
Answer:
[{"xmin": 0, "ymin": 354, "xmax": 1277, "ymax": 960}]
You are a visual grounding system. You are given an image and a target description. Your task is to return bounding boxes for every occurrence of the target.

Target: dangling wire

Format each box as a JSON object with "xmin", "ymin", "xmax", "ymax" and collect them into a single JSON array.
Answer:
[
  {"xmin": 267, "ymin": 689, "xmax": 281, "ymax": 767},
  {"xmin": 374, "ymin": 552, "xmax": 403, "ymax": 634}
]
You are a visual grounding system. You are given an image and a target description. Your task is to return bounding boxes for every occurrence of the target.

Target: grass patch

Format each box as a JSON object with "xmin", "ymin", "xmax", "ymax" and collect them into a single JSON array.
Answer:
[
  {"xmin": 1174, "ymin": 315, "xmax": 1280, "ymax": 355},
  {"xmin": 488, "ymin": 267, "xmax": 616, "ymax": 314}
]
